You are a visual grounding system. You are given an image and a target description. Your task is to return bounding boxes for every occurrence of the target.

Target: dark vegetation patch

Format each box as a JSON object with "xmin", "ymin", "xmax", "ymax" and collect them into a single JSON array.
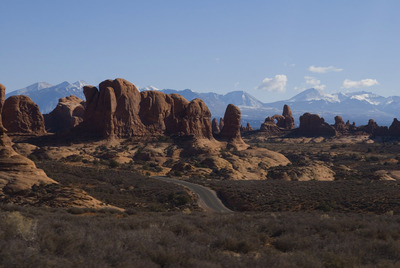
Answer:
[
  {"xmin": 209, "ymin": 180, "xmax": 400, "ymax": 214},
  {"xmin": 36, "ymin": 161, "xmax": 197, "ymax": 212},
  {"xmin": 1, "ymin": 205, "xmax": 399, "ymax": 267}
]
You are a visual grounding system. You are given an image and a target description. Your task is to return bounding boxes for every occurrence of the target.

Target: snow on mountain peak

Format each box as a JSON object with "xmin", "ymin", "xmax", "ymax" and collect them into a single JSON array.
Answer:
[
  {"xmin": 140, "ymin": 85, "xmax": 161, "ymax": 91},
  {"xmin": 72, "ymin": 80, "xmax": 89, "ymax": 88},
  {"xmin": 289, "ymin": 88, "xmax": 339, "ymax": 103}
]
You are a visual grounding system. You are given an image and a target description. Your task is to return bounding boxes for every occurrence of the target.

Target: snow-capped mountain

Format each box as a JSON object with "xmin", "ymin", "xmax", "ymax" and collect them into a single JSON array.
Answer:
[
  {"xmin": 265, "ymin": 88, "xmax": 400, "ymax": 126},
  {"xmin": 156, "ymin": 89, "xmax": 265, "ymax": 119},
  {"xmin": 6, "ymin": 81, "xmax": 88, "ymax": 114},
  {"xmin": 288, "ymin": 88, "xmax": 339, "ymax": 103},
  {"xmin": 140, "ymin": 85, "xmax": 161, "ymax": 91}
]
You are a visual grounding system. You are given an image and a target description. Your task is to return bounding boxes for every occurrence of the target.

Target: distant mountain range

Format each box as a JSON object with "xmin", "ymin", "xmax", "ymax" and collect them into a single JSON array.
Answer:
[
  {"xmin": 6, "ymin": 82, "xmax": 400, "ymax": 128},
  {"xmin": 6, "ymin": 81, "xmax": 87, "ymax": 114},
  {"xmin": 143, "ymin": 87, "xmax": 400, "ymax": 127}
]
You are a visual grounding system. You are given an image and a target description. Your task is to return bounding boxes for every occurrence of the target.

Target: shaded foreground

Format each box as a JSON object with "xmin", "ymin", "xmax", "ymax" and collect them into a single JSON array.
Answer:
[
  {"xmin": 1, "ymin": 205, "xmax": 400, "ymax": 268},
  {"xmin": 210, "ymin": 180, "xmax": 400, "ymax": 214}
]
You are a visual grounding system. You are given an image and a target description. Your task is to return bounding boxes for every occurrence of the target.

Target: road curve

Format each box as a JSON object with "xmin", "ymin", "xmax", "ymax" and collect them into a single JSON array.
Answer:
[{"xmin": 152, "ymin": 176, "xmax": 232, "ymax": 213}]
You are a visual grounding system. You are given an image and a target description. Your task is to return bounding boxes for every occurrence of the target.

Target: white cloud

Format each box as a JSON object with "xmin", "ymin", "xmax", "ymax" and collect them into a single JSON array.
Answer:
[
  {"xmin": 304, "ymin": 76, "xmax": 326, "ymax": 90},
  {"xmin": 342, "ymin": 78, "xmax": 379, "ymax": 89},
  {"xmin": 309, "ymin": 65, "xmax": 343, "ymax": 73},
  {"xmin": 256, "ymin": 74, "xmax": 287, "ymax": 92}
]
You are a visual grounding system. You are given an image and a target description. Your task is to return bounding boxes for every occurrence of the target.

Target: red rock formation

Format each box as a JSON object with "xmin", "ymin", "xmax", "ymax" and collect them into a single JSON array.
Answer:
[
  {"xmin": 140, "ymin": 91, "xmax": 212, "ymax": 138},
  {"xmin": 271, "ymin": 104, "xmax": 295, "ymax": 130},
  {"xmin": 333, "ymin": 116, "xmax": 348, "ymax": 133},
  {"xmin": 219, "ymin": 118, "xmax": 224, "ymax": 130},
  {"xmin": 212, "ymin": 118, "xmax": 220, "ymax": 135},
  {"xmin": 359, "ymin": 119, "xmax": 388, "ymax": 136},
  {"xmin": 44, "ymin": 95, "xmax": 85, "ymax": 133},
  {"xmin": 260, "ymin": 117, "xmax": 281, "ymax": 135},
  {"xmin": 2, "ymin": 95, "xmax": 46, "ymax": 135},
  {"xmin": 0, "ymin": 84, "xmax": 5, "ymax": 135},
  {"xmin": 298, "ymin": 113, "xmax": 336, "ymax": 137},
  {"xmin": 219, "ymin": 104, "xmax": 245, "ymax": 144},
  {"xmin": 0, "ymin": 83, "xmax": 56, "ymax": 194},
  {"xmin": 81, "ymin": 78, "xmax": 146, "ymax": 138},
  {"xmin": 282, "ymin": 104, "xmax": 295, "ymax": 129},
  {"xmin": 389, "ymin": 118, "xmax": 400, "ymax": 136},
  {"xmin": 79, "ymin": 79, "xmax": 213, "ymax": 139},
  {"xmin": 241, "ymin": 122, "xmax": 254, "ymax": 133}
]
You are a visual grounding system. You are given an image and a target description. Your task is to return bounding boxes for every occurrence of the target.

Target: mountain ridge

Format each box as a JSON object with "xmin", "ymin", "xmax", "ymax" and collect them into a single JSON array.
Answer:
[
  {"xmin": 6, "ymin": 81, "xmax": 400, "ymax": 127},
  {"xmin": 6, "ymin": 81, "xmax": 88, "ymax": 114}
]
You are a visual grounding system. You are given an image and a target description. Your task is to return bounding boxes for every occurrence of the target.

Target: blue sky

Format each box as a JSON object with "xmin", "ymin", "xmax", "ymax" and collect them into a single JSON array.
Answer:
[{"xmin": 1, "ymin": 0, "xmax": 399, "ymax": 102}]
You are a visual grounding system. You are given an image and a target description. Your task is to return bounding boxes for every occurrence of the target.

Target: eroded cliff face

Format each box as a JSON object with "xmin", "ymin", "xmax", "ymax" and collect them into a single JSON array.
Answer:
[
  {"xmin": 219, "ymin": 104, "xmax": 248, "ymax": 148},
  {"xmin": 0, "ymin": 83, "xmax": 55, "ymax": 195},
  {"xmin": 2, "ymin": 95, "xmax": 46, "ymax": 135},
  {"xmin": 44, "ymin": 95, "xmax": 85, "ymax": 133},
  {"xmin": 78, "ymin": 78, "xmax": 213, "ymax": 139},
  {"xmin": 298, "ymin": 113, "xmax": 336, "ymax": 137}
]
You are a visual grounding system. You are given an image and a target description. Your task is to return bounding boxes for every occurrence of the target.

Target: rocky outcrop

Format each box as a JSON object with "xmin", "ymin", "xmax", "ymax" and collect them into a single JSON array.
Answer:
[
  {"xmin": 44, "ymin": 95, "xmax": 85, "ymax": 133},
  {"xmin": 241, "ymin": 122, "xmax": 254, "ymax": 133},
  {"xmin": 359, "ymin": 119, "xmax": 388, "ymax": 136},
  {"xmin": 389, "ymin": 118, "xmax": 400, "ymax": 136},
  {"xmin": 139, "ymin": 90, "xmax": 212, "ymax": 139},
  {"xmin": 333, "ymin": 116, "xmax": 348, "ymax": 133},
  {"xmin": 260, "ymin": 117, "xmax": 281, "ymax": 136},
  {"xmin": 78, "ymin": 79, "xmax": 213, "ymax": 139},
  {"xmin": 2, "ymin": 95, "xmax": 46, "ymax": 135},
  {"xmin": 219, "ymin": 118, "xmax": 224, "ymax": 131},
  {"xmin": 298, "ymin": 113, "xmax": 336, "ymax": 137},
  {"xmin": 282, "ymin": 104, "xmax": 295, "ymax": 129},
  {"xmin": 271, "ymin": 104, "xmax": 295, "ymax": 130},
  {"xmin": 219, "ymin": 104, "xmax": 245, "ymax": 146},
  {"xmin": 212, "ymin": 118, "xmax": 220, "ymax": 135},
  {"xmin": 80, "ymin": 79, "xmax": 146, "ymax": 138},
  {"xmin": 0, "ymin": 84, "xmax": 55, "ymax": 194},
  {"xmin": 0, "ymin": 84, "xmax": 6, "ymax": 135}
]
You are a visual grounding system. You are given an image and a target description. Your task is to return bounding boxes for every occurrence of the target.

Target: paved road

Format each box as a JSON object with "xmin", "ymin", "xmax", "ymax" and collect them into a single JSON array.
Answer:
[{"xmin": 152, "ymin": 176, "xmax": 232, "ymax": 213}]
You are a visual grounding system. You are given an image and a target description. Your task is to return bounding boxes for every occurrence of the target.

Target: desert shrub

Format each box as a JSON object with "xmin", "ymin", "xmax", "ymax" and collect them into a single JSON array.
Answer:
[
  {"xmin": 367, "ymin": 156, "xmax": 380, "ymax": 162},
  {"xmin": 1, "ymin": 211, "xmax": 37, "ymax": 242},
  {"xmin": 1, "ymin": 207, "xmax": 400, "ymax": 267},
  {"xmin": 330, "ymin": 144, "xmax": 339, "ymax": 149},
  {"xmin": 63, "ymin": 154, "xmax": 84, "ymax": 162},
  {"xmin": 212, "ymin": 238, "xmax": 255, "ymax": 253},
  {"xmin": 108, "ymin": 159, "xmax": 120, "ymax": 168},
  {"xmin": 173, "ymin": 170, "xmax": 182, "ymax": 177}
]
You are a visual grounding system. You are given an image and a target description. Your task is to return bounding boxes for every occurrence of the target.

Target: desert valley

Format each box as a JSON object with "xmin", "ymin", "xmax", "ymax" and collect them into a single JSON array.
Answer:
[
  {"xmin": 1, "ymin": 78, "xmax": 400, "ymax": 267},
  {"xmin": 2, "ymin": 1, "xmax": 400, "ymax": 266}
]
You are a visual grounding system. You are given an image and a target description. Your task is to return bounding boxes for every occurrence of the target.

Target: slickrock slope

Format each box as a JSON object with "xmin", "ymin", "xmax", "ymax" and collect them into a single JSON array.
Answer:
[
  {"xmin": 0, "ymin": 84, "xmax": 55, "ymax": 194},
  {"xmin": 0, "ymin": 84, "xmax": 115, "ymax": 209},
  {"xmin": 2, "ymin": 95, "xmax": 46, "ymax": 135},
  {"xmin": 44, "ymin": 95, "xmax": 85, "ymax": 133}
]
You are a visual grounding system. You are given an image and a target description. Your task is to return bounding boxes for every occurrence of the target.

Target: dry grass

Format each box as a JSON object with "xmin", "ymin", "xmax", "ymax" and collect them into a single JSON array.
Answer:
[
  {"xmin": 1, "ymin": 205, "xmax": 399, "ymax": 267},
  {"xmin": 208, "ymin": 180, "xmax": 400, "ymax": 214}
]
